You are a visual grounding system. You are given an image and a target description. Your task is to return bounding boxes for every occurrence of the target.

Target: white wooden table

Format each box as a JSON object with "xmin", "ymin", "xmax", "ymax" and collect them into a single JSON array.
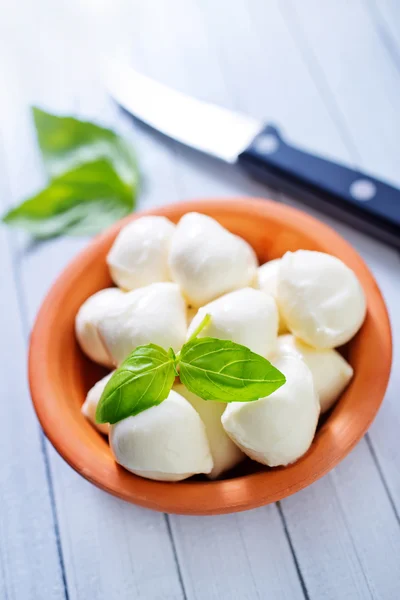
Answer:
[{"xmin": 1, "ymin": 1, "xmax": 400, "ymax": 598}]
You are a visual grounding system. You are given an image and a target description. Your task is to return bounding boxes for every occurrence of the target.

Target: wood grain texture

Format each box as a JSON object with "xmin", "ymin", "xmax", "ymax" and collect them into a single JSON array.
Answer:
[
  {"xmin": 199, "ymin": 1, "xmax": 400, "ymax": 598},
  {"xmin": 0, "ymin": 0, "xmax": 400, "ymax": 598},
  {"xmin": 118, "ymin": 1, "xmax": 306, "ymax": 596},
  {"xmin": 282, "ymin": 0, "xmax": 400, "ymax": 184},
  {"xmin": 0, "ymin": 131, "xmax": 66, "ymax": 599},
  {"xmin": 365, "ymin": 0, "xmax": 400, "ymax": 73},
  {"xmin": 171, "ymin": 509, "xmax": 306, "ymax": 600},
  {"xmin": 282, "ymin": 0, "xmax": 400, "ymax": 517},
  {"xmin": 0, "ymin": 5, "xmax": 184, "ymax": 600}
]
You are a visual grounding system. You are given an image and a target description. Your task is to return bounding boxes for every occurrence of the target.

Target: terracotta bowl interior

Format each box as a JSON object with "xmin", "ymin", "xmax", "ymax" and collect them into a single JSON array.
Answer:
[{"xmin": 29, "ymin": 198, "xmax": 392, "ymax": 515}]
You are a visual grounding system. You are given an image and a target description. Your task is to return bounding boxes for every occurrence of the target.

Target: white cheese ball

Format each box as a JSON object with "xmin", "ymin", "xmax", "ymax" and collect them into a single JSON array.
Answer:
[
  {"xmin": 257, "ymin": 259, "xmax": 288, "ymax": 334},
  {"xmin": 187, "ymin": 287, "xmax": 278, "ymax": 358},
  {"xmin": 274, "ymin": 334, "xmax": 353, "ymax": 413},
  {"xmin": 75, "ymin": 288, "xmax": 124, "ymax": 367},
  {"xmin": 169, "ymin": 212, "xmax": 258, "ymax": 307},
  {"xmin": 107, "ymin": 216, "xmax": 175, "ymax": 291},
  {"xmin": 81, "ymin": 372, "xmax": 114, "ymax": 435},
  {"xmin": 222, "ymin": 356, "xmax": 320, "ymax": 467},
  {"xmin": 277, "ymin": 250, "xmax": 366, "ymax": 349},
  {"xmin": 109, "ymin": 390, "xmax": 213, "ymax": 481},
  {"xmin": 174, "ymin": 384, "xmax": 244, "ymax": 479},
  {"xmin": 98, "ymin": 282, "xmax": 187, "ymax": 366}
]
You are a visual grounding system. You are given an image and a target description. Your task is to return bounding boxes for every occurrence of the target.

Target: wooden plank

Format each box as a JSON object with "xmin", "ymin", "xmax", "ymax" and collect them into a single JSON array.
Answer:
[
  {"xmin": 370, "ymin": 0, "xmax": 400, "ymax": 32},
  {"xmin": 119, "ymin": 1, "xmax": 309, "ymax": 598},
  {"xmin": 171, "ymin": 509, "xmax": 305, "ymax": 600},
  {"xmin": 331, "ymin": 441, "xmax": 400, "ymax": 597},
  {"xmin": 0, "ymin": 4, "xmax": 185, "ymax": 599},
  {"xmin": 71, "ymin": 0, "xmax": 306, "ymax": 597},
  {"xmin": 198, "ymin": 0, "xmax": 353, "ymax": 165},
  {"xmin": 365, "ymin": 0, "xmax": 400, "ymax": 69},
  {"xmin": 119, "ymin": 0, "xmax": 273, "ymax": 203},
  {"xmin": 78, "ymin": 0, "xmax": 400, "ymax": 597},
  {"xmin": 283, "ymin": 439, "xmax": 400, "ymax": 599},
  {"xmin": 199, "ymin": 0, "xmax": 400, "ymax": 598},
  {"xmin": 281, "ymin": 0, "xmax": 400, "ymax": 514},
  {"xmin": 2, "ymin": 1, "xmax": 400, "ymax": 599},
  {"xmin": 281, "ymin": 0, "xmax": 400, "ymax": 184},
  {"xmin": 282, "ymin": 471, "xmax": 373, "ymax": 600},
  {"xmin": 358, "ymin": 0, "xmax": 400, "ymax": 517},
  {"xmin": 0, "ymin": 129, "xmax": 66, "ymax": 600}
]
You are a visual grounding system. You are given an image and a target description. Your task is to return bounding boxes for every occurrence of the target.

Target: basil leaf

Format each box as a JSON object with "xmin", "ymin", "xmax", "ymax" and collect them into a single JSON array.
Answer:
[
  {"xmin": 2, "ymin": 159, "xmax": 133, "ymax": 239},
  {"xmin": 2, "ymin": 109, "xmax": 139, "ymax": 239},
  {"xmin": 187, "ymin": 313, "xmax": 211, "ymax": 342},
  {"xmin": 32, "ymin": 107, "xmax": 139, "ymax": 187},
  {"xmin": 179, "ymin": 337, "xmax": 286, "ymax": 402},
  {"xmin": 96, "ymin": 344, "xmax": 176, "ymax": 424}
]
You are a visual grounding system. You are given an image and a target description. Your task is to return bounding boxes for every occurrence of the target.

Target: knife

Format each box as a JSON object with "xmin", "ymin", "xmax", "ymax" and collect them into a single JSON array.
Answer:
[{"xmin": 105, "ymin": 60, "xmax": 400, "ymax": 248}]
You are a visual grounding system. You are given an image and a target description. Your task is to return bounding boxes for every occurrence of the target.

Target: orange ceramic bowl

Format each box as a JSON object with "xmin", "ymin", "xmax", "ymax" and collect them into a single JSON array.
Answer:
[{"xmin": 29, "ymin": 199, "xmax": 392, "ymax": 515}]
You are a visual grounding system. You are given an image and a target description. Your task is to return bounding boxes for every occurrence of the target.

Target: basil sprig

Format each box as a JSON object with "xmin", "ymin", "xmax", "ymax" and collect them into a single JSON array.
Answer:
[
  {"xmin": 96, "ymin": 315, "xmax": 286, "ymax": 425},
  {"xmin": 96, "ymin": 345, "xmax": 176, "ymax": 425},
  {"xmin": 179, "ymin": 337, "xmax": 285, "ymax": 402},
  {"xmin": 2, "ymin": 108, "xmax": 139, "ymax": 239},
  {"xmin": 31, "ymin": 107, "xmax": 138, "ymax": 186},
  {"xmin": 3, "ymin": 159, "xmax": 133, "ymax": 238}
]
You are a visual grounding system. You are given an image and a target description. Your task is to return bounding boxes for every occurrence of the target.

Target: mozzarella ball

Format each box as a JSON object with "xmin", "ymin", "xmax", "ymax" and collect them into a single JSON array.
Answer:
[
  {"xmin": 75, "ymin": 288, "xmax": 124, "ymax": 367},
  {"xmin": 98, "ymin": 282, "xmax": 187, "ymax": 366},
  {"xmin": 169, "ymin": 212, "xmax": 258, "ymax": 307},
  {"xmin": 257, "ymin": 259, "xmax": 288, "ymax": 333},
  {"xmin": 107, "ymin": 216, "xmax": 175, "ymax": 291},
  {"xmin": 81, "ymin": 372, "xmax": 114, "ymax": 434},
  {"xmin": 222, "ymin": 356, "xmax": 319, "ymax": 467},
  {"xmin": 109, "ymin": 390, "xmax": 213, "ymax": 481},
  {"xmin": 187, "ymin": 287, "xmax": 278, "ymax": 358},
  {"xmin": 174, "ymin": 384, "xmax": 244, "ymax": 479},
  {"xmin": 273, "ymin": 334, "xmax": 353, "ymax": 413},
  {"xmin": 277, "ymin": 250, "xmax": 366, "ymax": 348}
]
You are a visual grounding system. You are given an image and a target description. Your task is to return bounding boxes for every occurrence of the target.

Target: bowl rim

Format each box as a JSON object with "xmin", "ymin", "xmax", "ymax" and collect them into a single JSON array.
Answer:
[{"xmin": 29, "ymin": 198, "xmax": 392, "ymax": 515}]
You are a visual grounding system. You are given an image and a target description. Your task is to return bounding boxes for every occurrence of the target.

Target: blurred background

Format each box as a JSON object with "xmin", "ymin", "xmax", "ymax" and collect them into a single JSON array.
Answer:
[{"xmin": 1, "ymin": 1, "xmax": 400, "ymax": 599}]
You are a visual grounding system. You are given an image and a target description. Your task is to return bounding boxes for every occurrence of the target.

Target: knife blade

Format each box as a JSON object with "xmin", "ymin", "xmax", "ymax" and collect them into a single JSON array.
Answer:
[{"xmin": 105, "ymin": 59, "xmax": 400, "ymax": 248}]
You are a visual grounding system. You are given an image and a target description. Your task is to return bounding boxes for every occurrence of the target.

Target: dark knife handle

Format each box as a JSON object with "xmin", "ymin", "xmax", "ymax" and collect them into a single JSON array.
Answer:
[{"xmin": 239, "ymin": 125, "xmax": 400, "ymax": 248}]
